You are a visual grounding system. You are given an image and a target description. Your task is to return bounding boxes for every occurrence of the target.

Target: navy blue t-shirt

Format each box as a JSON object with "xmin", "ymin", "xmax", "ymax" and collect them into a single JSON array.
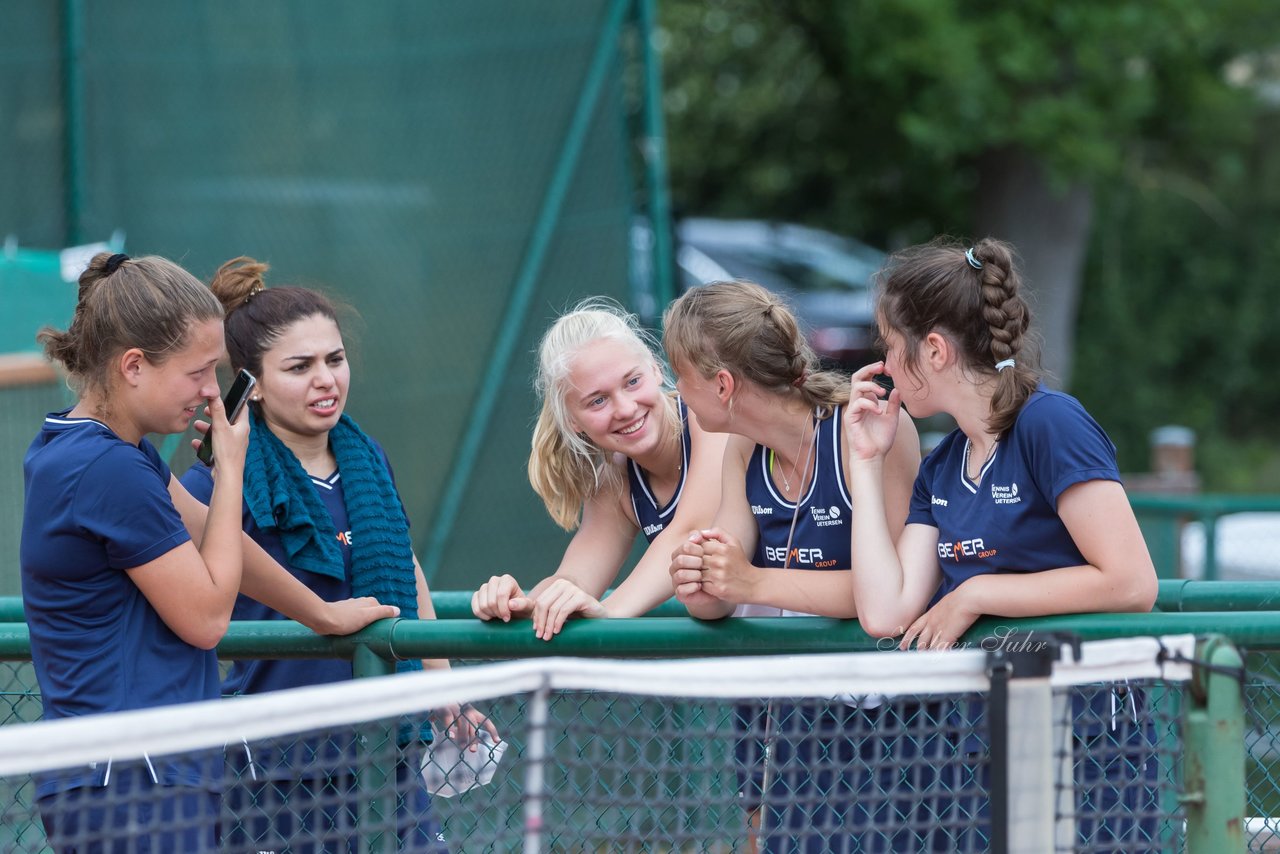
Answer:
[
  {"xmin": 740, "ymin": 408, "xmax": 851, "ymax": 618},
  {"xmin": 180, "ymin": 442, "xmax": 401, "ymax": 696},
  {"xmin": 628, "ymin": 398, "xmax": 692, "ymax": 543},
  {"xmin": 22, "ymin": 411, "xmax": 218, "ymax": 794},
  {"xmin": 906, "ymin": 387, "xmax": 1121, "ymax": 603}
]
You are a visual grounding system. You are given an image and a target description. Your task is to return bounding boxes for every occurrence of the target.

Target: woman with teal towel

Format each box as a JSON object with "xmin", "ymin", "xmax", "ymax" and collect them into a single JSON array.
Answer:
[{"xmin": 181, "ymin": 256, "xmax": 496, "ymax": 853}]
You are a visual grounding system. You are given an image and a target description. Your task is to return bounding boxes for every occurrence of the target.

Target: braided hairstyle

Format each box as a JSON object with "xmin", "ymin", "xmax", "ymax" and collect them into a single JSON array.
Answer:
[
  {"xmin": 876, "ymin": 237, "xmax": 1039, "ymax": 437},
  {"xmin": 663, "ymin": 280, "xmax": 849, "ymax": 418}
]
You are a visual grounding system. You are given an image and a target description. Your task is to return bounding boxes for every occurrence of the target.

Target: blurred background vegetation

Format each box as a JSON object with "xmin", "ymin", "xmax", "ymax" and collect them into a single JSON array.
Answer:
[{"xmin": 656, "ymin": 0, "xmax": 1280, "ymax": 490}]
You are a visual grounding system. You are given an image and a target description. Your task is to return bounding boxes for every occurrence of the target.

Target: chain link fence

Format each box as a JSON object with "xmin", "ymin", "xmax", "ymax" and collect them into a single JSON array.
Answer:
[{"xmin": 0, "ymin": 644, "xmax": 1209, "ymax": 853}]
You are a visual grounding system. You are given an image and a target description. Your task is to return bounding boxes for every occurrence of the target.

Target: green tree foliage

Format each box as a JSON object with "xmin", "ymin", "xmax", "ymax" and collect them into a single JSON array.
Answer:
[
  {"xmin": 1075, "ymin": 106, "xmax": 1280, "ymax": 489},
  {"xmin": 661, "ymin": 0, "xmax": 1269, "ymax": 236},
  {"xmin": 659, "ymin": 0, "xmax": 1280, "ymax": 484}
]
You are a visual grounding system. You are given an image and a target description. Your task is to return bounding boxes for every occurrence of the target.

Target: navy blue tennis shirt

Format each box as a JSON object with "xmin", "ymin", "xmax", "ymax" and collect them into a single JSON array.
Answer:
[
  {"xmin": 21, "ymin": 412, "xmax": 219, "ymax": 794},
  {"xmin": 907, "ymin": 386, "xmax": 1122, "ymax": 604}
]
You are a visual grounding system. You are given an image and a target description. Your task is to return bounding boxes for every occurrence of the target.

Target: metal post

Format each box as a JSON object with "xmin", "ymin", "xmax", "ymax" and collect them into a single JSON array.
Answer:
[
  {"xmin": 1183, "ymin": 635, "xmax": 1245, "ymax": 853},
  {"xmin": 523, "ymin": 676, "xmax": 552, "ymax": 854},
  {"xmin": 987, "ymin": 633, "xmax": 1074, "ymax": 854},
  {"xmin": 353, "ymin": 644, "xmax": 397, "ymax": 854},
  {"xmin": 60, "ymin": 0, "xmax": 86, "ymax": 245},
  {"xmin": 637, "ymin": 0, "xmax": 674, "ymax": 317},
  {"xmin": 1201, "ymin": 513, "xmax": 1220, "ymax": 582}
]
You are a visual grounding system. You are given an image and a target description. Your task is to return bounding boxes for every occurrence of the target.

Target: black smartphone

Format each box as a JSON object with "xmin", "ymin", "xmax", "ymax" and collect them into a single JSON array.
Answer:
[
  {"xmin": 872, "ymin": 373, "xmax": 895, "ymax": 400},
  {"xmin": 196, "ymin": 368, "xmax": 257, "ymax": 465}
]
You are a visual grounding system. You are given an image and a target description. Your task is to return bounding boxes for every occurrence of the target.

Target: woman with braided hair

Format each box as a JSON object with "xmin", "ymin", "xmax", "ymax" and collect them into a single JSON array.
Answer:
[
  {"xmin": 844, "ymin": 237, "xmax": 1159, "ymax": 848},
  {"xmin": 665, "ymin": 280, "xmax": 920, "ymax": 621}
]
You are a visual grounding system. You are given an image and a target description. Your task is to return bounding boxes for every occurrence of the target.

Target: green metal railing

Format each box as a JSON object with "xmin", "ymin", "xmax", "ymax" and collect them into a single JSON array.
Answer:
[
  {"xmin": 1, "ymin": 607, "xmax": 1279, "ymax": 663},
  {"xmin": 0, "ymin": 604, "xmax": 1267, "ymax": 852},
  {"xmin": 6, "ymin": 577, "xmax": 1280, "ymax": 624},
  {"xmin": 1131, "ymin": 493, "xmax": 1280, "ymax": 581}
]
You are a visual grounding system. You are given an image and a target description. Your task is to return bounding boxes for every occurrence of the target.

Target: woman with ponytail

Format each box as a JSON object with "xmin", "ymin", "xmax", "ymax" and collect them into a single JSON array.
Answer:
[
  {"xmin": 664, "ymin": 280, "xmax": 920, "ymax": 853},
  {"xmin": 471, "ymin": 299, "xmax": 729, "ymax": 639},
  {"xmin": 23, "ymin": 254, "xmax": 396, "ymax": 852},
  {"xmin": 844, "ymin": 237, "xmax": 1159, "ymax": 849},
  {"xmin": 665, "ymin": 280, "xmax": 920, "ymax": 621},
  {"xmin": 180, "ymin": 257, "xmax": 494, "ymax": 852}
]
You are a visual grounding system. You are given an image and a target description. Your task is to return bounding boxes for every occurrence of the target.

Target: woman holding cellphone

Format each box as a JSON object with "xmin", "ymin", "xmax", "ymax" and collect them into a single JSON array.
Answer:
[
  {"xmin": 182, "ymin": 256, "xmax": 495, "ymax": 852},
  {"xmin": 843, "ymin": 237, "xmax": 1159, "ymax": 849},
  {"xmin": 22, "ymin": 253, "xmax": 394, "ymax": 853}
]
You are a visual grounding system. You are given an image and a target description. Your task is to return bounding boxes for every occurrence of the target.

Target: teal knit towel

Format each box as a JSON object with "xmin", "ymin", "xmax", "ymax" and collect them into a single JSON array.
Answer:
[{"xmin": 242, "ymin": 410, "xmax": 422, "ymax": 677}]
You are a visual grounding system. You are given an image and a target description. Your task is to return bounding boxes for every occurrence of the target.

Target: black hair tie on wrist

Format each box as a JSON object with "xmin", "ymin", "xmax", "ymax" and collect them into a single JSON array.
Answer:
[{"xmin": 104, "ymin": 253, "xmax": 130, "ymax": 274}]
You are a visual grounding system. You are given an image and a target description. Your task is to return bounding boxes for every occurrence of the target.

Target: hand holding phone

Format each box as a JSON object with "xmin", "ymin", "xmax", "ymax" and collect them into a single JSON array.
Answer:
[{"xmin": 196, "ymin": 368, "xmax": 257, "ymax": 466}]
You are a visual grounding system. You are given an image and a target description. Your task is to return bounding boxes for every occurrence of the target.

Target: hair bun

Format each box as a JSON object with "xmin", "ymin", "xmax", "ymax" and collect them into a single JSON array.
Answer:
[{"xmin": 209, "ymin": 256, "xmax": 270, "ymax": 314}]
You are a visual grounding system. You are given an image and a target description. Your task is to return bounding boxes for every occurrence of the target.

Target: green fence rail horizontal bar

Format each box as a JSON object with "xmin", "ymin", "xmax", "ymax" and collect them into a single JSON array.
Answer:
[
  {"xmin": 0, "ymin": 592, "xmax": 691, "ymax": 622},
  {"xmin": 8, "ymin": 610, "xmax": 1280, "ymax": 662},
  {"xmin": 1157, "ymin": 580, "xmax": 1280, "ymax": 612},
  {"xmin": 425, "ymin": 591, "xmax": 689, "ymax": 619},
  {"xmin": 1129, "ymin": 493, "xmax": 1280, "ymax": 515},
  {"xmin": 6, "ymin": 580, "xmax": 1280, "ymax": 625}
]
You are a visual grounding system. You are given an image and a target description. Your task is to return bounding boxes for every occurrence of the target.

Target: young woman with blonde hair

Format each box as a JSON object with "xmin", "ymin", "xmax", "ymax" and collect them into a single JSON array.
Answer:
[{"xmin": 472, "ymin": 299, "xmax": 728, "ymax": 638}]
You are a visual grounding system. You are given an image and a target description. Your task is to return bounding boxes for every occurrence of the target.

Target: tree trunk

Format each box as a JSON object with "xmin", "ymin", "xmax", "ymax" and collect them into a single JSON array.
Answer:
[{"xmin": 974, "ymin": 147, "xmax": 1093, "ymax": 389}]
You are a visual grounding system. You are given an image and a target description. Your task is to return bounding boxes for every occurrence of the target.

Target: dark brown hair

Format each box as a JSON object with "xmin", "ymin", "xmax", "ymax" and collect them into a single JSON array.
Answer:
[
  {"xmin": 663, "ymin": 280, "xmax": 849, "ymax": 417},
  {"xmin": 38, "ymin": 253, "xmax": 222, "ymax": 396},
  {"xmin": 876, "ymin": 237, "xmax": 1040, "ymax": 437},
  {"xmin": 207, "ymin": 256, "xmax": 343, "ymax": 377}
]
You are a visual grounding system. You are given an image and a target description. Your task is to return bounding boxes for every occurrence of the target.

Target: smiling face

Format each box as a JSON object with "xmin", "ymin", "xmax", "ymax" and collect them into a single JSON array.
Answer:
[
  {"xmin": 254, "ymin": 313, "xmax": 350, "ymax": 444},
  {"xmin": 134, "ymin": 318, "xmax": 225, "ymax": 436},
  {"xmin": 564, "ymin": 337, "xmax": 666, "ymax": 459}
]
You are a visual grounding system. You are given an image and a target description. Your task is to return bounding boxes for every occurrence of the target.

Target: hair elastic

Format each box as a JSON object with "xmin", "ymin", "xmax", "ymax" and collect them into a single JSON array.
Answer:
[
  {"xmin": 965, "ymin": 248, "xmax": 983, "ymax": 270},
  {"xmin": 104, "ymin": 253, "xmax": 130, "ymax": 274},
  {"xmin": 792, "ymin": 370, "xmax": 808, "ymax": 388},
  {"xmin": 995, "ymin": 358, "xmax": 1015, "ymax": 372},
  {"xmin": 243, "ymin": 282, "xmax": 265, "ymax": 303}
]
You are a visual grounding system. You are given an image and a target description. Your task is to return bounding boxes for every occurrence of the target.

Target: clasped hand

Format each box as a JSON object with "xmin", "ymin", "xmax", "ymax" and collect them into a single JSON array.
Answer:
[{"xmin": 668, "ymin": 528, "xmax": 758, "ymax": 606}]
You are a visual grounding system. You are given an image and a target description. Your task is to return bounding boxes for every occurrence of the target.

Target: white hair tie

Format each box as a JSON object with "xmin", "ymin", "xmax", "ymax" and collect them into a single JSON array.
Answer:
[{"xmin": 995, "ymin": 359, "xmax": 1015, "ymax": 372}]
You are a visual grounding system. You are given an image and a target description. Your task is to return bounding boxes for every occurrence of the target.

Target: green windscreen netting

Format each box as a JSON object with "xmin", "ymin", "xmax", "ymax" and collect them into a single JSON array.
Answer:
[{"xmin": 0, "ymin": 0, "xmax": 667, "ymax": 593}]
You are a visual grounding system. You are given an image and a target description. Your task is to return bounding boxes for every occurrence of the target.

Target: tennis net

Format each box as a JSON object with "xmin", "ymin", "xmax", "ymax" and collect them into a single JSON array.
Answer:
[{"xmin": 0, "ymin": 634, "xmax": 1197, "ymax": 853}]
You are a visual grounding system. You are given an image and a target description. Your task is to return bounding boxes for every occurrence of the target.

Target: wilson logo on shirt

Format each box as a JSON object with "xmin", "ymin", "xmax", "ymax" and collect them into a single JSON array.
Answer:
[
  {"xmin": 643, "ymin": 523, "xmax": 663, "ymax": 537},
  {"xmin": 937, "ymin": 538, "xmax": 998, "ymax": 561},
  {"xmin": 931, "ymin": 495, "xmax": 948, "ymax": 507},
  {"xmin": 751, "ymin": 504, "xmax": 774, "ymax": 516},
  {"xmin": 991, "ymin": 483, "xmax": 1021, "ymax": 505}
]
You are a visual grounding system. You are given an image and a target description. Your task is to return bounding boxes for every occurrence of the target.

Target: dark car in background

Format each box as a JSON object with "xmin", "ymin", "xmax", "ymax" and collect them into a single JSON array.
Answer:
[{"xmin": 668, "ymin": 218, "xmax": 885, "ymax": 370}]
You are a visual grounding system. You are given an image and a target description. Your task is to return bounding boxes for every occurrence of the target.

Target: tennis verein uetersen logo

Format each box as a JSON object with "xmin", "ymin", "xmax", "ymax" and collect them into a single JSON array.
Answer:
[
  {"xmin": 809, "ymin": 505, "xmax": 844, "ymax": 527},
  {"xmin": 991, "ymin": 482, "xmax": 1021, "ymax": 505}
]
